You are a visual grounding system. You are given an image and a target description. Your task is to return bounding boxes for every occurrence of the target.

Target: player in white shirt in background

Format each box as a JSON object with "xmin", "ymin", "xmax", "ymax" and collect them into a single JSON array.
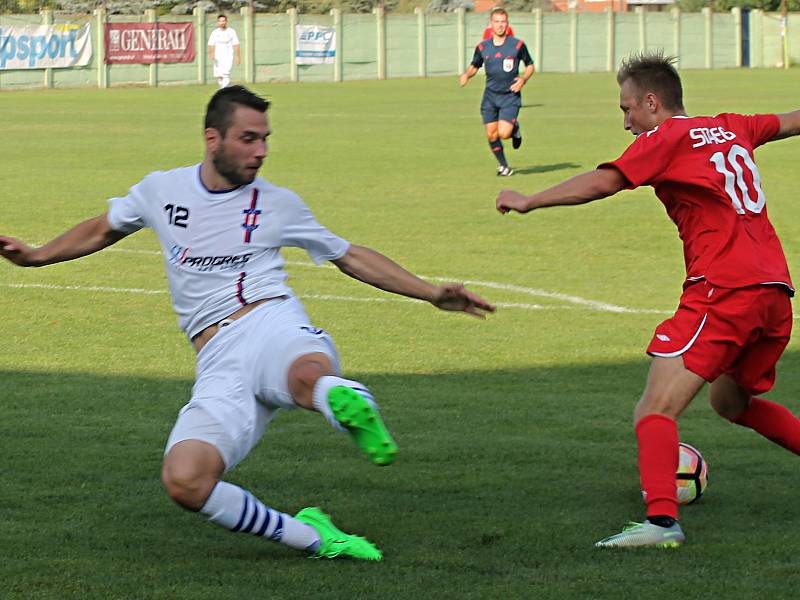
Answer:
[
  {"xmin": 0, "ymin": 86, "xmax": 496, "ymax": 561},
  {"xmin": 208, "ymin": 14, "xmax": 240, "ymax": 89}
]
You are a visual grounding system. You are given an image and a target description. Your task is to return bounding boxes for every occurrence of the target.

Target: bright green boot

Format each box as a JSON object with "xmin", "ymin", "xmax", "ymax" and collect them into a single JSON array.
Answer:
[
  {"xmin": 327, "ymin": 385, "xmax": 398, "ymax": 466},
  {"xmin": 296, "ymin": 507, "xmax": 382, "ymax": 561}
]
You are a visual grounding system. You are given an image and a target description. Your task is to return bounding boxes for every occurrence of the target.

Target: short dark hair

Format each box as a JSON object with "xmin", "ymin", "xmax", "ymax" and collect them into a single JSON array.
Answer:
[
  {"xmin": 617, "ymin": 51, "xmax": 684, "ymax": 111},
  {"xmin": 490, "ymin": 7, "xmax": 508, "ymax": 18},
  {"xmin": 204, "ymin": 85, "xmax": 270, "ymax": 138},
  {"xmin": 217, "ymin": 14, "xmax": 227, "ymax": 20}
]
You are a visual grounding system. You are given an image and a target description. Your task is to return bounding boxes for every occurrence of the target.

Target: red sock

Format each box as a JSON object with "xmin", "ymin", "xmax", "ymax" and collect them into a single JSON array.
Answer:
[
  {"xmin": 636, "ymin": 414, "xmax": 679, "ymax": 520},
  {"xmin": 732, "ymin": 397, "xmax": 800, "ymax": 455}
]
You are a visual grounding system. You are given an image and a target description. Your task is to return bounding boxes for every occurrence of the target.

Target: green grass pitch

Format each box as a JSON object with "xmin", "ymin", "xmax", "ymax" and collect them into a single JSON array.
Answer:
[{"xmin": 1, "ymin": 69, "xmax": 800, "ymax": 598}]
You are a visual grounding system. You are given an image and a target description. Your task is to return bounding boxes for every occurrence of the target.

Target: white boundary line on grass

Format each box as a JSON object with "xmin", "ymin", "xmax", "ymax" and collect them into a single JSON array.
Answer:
[
  {"xmin": 0, "ymin": 282, "xmax": 559, "ymax": 312},
  {"xmin": 2, "ymin": 246, "xmax": 673, "ymax": 315}
]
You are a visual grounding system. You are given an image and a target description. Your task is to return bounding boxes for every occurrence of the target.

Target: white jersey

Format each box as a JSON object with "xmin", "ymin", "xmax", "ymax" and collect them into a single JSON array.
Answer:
[
  {"xmin": 208, "ymin": 27, "xmax": 239, "ymax": 74},
  {"xmin": 107, "ymin": 165, "xmax": 350, "ymax": 339}
]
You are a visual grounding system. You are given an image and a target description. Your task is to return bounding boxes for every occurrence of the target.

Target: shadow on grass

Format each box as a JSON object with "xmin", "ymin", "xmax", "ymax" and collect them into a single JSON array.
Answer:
[
  {"xmin": 513, "ymin": 162, "xmax": 582, "ymax": 175},
  {"xmin": 2, "ymin": 351, "xmax": 800, "ymax": 597}
]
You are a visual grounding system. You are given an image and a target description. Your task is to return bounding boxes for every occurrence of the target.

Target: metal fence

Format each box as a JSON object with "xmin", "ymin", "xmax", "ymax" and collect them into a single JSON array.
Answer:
[{"xmin": 0, "ymin": 7, "xmax": 795, "ymax": 90}]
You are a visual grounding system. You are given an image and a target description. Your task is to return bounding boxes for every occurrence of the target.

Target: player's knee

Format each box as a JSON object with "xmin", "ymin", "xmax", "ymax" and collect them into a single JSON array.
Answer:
[
  {"xmin": 291, "ymin": 361, "xmax": 322, "ymax": 391},
  {"xmin": 709, "ymin": 379, "xmax": 751, "ymax": 420},
  {"xmin": 161, "ymin": 459, "xmax": 217, "ymax": 511},
  {"xmin": 710, "ymin": 394, "xmax": 749, "ymax": 421},
  {"xmin": 633, "ymin": 393, "xmax": 679, "ymax": 424},
  {"xmin": 288, "ymin": 354, "xmax": 334, "ymax": 403}
]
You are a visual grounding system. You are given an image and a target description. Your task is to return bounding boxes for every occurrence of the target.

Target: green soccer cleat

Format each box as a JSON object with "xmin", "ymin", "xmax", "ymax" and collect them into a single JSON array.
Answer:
[
  {"xmin": 595, "ymin": 520, "xmax": 685, "ymax": 549},
  {"xmin": 296, "ymin": 507, "xmax": 383, "ymax": 561},
  {"xmin": 327, "ymin": 385, "xmax": 398, "ymax": 466}
]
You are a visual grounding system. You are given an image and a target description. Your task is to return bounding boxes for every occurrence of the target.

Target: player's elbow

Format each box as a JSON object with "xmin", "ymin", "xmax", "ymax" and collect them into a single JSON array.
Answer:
[
  {"xmin": 775, "ymin": 110, "xmax": 800, "ymax": 139},
  {"xmin": 592, "ymin": 168, "xmax": 627, "ymax": 199},
  {"xmin": 331, "ymin": 244, "xmax": 362, "ymax": 276}
]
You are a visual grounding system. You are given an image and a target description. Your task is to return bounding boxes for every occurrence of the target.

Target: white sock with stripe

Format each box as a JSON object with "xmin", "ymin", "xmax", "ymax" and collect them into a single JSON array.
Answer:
[
  {"xmin": 312, "ymin": 375, "xmax": 377, "ymax": 432},
  {"xmin": 200, "ymin": 481, "xmax": 320, "ymax": 552}
]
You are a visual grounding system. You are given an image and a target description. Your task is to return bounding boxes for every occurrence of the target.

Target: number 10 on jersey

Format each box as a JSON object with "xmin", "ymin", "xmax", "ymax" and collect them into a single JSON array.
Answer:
[{"xmin": 710, "ymin": 144, "xmax": 766, "ymax": 215}]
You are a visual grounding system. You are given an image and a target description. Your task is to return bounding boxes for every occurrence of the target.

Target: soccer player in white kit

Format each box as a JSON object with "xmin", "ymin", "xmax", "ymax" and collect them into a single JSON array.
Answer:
[
  {"xmin": 0, "ymin": 86, "xmax": 496, "ymax": 560},
  {"xmin": 208, "ymin": 14, "xmax": 240, "ymax": 89}
]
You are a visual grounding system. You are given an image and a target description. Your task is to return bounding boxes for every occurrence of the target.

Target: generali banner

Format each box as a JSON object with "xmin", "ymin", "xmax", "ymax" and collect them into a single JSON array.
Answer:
[
  {"xmin": 0, "ymin": 23, "xmax": 92, "ymax": 70},
  {"xmin": 105, "ymin": 22, "xmax": 194, "ymax": 64}
]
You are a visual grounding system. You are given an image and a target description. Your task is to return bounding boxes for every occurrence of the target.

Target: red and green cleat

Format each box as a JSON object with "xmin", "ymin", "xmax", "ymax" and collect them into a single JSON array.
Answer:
[
  {"xmin": 327, "ymin": 385, "xmax": 398, "ymax": 466},
  {"xmin": 296, "ymin": 507, "xmax": 383, "ymax": 561}
]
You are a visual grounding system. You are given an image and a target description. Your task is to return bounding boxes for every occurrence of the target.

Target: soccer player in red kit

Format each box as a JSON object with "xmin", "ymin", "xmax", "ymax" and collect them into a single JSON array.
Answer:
[{"xmin": 495, "ymin": 51, "xmax": 800, "ymax": 548}]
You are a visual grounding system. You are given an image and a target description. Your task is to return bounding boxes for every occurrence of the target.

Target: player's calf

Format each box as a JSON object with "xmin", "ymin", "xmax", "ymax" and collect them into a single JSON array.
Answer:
[
  {"xmin": 200, "ymin": 481, "xmax": 323, "ymax": 553},
  {"xmin": 512, "ymin": 122, "xmax": 522, "ymax": 149},
  {"xmin": 730, "ymin": 397, "xmax": 800, "ymax": 455}
]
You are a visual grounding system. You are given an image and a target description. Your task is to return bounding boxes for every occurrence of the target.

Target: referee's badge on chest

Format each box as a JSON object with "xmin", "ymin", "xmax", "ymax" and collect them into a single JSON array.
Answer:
[{"xmin": 503, "ymin": 57, "xmax": 514, "ymax": 72}]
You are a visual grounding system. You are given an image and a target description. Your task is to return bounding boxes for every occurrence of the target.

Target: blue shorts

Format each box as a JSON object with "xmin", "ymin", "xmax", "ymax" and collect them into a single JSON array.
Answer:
[{"xmin": 481, "ymin": 90, "xmax": 521, "ymax": 125}]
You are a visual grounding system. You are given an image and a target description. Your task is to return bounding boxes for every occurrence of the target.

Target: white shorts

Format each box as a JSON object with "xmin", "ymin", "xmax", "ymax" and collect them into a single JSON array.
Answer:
[
  {"xmin": 213, "ymin": 60, "xmax": 232, "ymax": 78},
  {"xmin": 165, "ymin": 296, "xmax": 340, "ymax": 471}
]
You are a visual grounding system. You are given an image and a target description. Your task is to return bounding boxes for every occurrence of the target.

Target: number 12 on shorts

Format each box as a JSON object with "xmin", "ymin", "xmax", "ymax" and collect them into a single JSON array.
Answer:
[{"xmin": 710, "ymin": 144, "xmax": 765, "ymax": 215}]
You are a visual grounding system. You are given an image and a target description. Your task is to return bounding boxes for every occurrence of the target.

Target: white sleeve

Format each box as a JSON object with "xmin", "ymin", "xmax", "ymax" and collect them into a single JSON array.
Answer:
[
  {"xmin": 106, "ymin": 178, "xmax": 150, "ymax": 234},
  {"xmin": 279, "ymin": 191, "xmax": 349, "ymax": 264},
  {"xmin": 207, "ymin": 30, "xmax": 218, "ymax": 46},
  {"xmin": 231, "ymin": 29, "xmax": 240, "ymax": 45}
]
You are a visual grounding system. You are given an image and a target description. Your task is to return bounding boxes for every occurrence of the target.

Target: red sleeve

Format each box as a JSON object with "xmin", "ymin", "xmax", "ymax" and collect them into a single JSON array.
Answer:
[
  {"xmin": 597, "ymin": 125, "xmax": 679, "ymax": 189},
  {"xmin": 507, "ymin": 25, "xmax": 514, "ymax": 36},
  {"xmin": 719, "ymin": 113, "xmax": 780, "ymax": 149}
]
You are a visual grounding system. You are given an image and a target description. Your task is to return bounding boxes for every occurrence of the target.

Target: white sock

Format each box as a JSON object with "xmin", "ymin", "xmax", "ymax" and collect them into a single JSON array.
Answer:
[
  {"xmin": 312, "ymin": 375, "xmax": 377, "ymax": 432},
  {"xmin": 200, "ymin": 481, "xmax": 320, "ymax": 551}
]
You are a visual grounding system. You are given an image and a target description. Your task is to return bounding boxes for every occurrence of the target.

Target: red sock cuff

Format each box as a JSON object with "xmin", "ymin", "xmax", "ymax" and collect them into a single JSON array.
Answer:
[{"xmin": 635, "ymin": 413, "xmax": 676, "ymax": 434}]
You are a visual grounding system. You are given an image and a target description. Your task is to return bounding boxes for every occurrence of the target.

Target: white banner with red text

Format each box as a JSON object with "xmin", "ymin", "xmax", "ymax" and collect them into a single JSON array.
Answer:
[{"xmin": 105, "ymin": 22, "xmax": 195, "ymax": 64}]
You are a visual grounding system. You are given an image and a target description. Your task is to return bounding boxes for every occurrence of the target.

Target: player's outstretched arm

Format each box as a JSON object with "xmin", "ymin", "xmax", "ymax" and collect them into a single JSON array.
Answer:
[
  {"xmin": 496, "ymin": 167, "xmax": 627, "ymax": 215},
  {"xmin": 0, "ymin": 213, "xmax": 126, "ymax": 267},
  {"xmin": 332, "ymin": 244, "xmax": 496, "ymax": 319},
  {"xmin": 773, "ymin": 110, "xmax": 800, "ymax": 140}
]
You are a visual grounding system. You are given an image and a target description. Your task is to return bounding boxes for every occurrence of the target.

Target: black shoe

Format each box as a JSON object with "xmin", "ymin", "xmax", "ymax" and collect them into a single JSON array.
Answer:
[{"xmin": 496, "ymin": 165, "xmax": 514, "ymax": 177}]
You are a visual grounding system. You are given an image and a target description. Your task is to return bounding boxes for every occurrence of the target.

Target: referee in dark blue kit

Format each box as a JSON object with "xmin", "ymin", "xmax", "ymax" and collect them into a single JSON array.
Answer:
[{"xmin": 460, "ymin": 7, "xmax": 535, "ymax": 177}]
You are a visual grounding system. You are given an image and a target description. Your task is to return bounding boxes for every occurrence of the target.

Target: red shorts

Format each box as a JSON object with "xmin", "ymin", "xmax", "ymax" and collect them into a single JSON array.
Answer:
[{"xmin": 646, "ymin": 281, "xmax": 793, "ymax": 395}]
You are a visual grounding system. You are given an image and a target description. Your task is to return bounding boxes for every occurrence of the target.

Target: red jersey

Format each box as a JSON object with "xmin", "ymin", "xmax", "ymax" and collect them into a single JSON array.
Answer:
[
  {"xmin": 482, "ymin": 24, "xmax": 514, "ymax": 40},
  {"xmin": 600, "ymin": 113, "xmax": 793, "ymax": 293}
]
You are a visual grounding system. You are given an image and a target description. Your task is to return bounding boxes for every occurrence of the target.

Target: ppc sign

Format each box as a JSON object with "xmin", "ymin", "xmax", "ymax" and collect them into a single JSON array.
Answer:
[
  {"xmin": 0, "ymin": 24, "xmax": 92, "ymax": 70},
  {"xmin": 295, "ymin": 25, "xmax": 336, "ymax": 65}
]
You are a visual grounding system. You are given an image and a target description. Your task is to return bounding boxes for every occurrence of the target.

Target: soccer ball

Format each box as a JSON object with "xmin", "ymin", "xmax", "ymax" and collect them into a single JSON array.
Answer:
[{"xmin": 676, "ymin": 442, "xmax": 708, "ymax": 505}]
